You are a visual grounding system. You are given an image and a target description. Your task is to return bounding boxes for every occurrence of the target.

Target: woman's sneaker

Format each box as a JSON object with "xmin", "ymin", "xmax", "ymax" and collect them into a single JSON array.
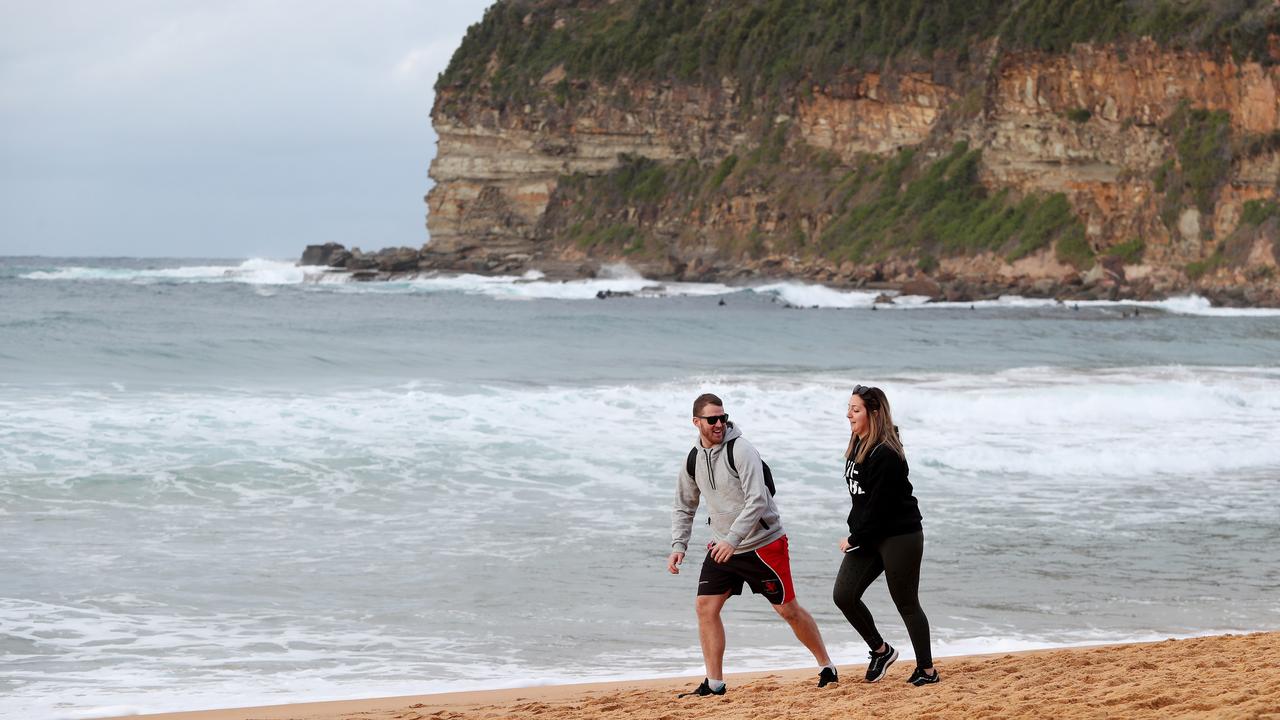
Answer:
[
  {"xmin": 817, "ymin": 666, "xmax": 839, "ymax": 687},
  {"xmin": 677, "ymin": 678, "xmax": 726, "ymax": 697},
  {"xmin": 907, "ymin": 667, "xmax": 940, "ymax": 686},
  {"xmin": 865, "ymin": 643, "xmax": 898, "ymax": 682}
]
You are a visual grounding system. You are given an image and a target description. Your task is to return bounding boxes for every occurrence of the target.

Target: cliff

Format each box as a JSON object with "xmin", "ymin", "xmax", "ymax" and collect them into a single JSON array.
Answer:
[{"xmin": 410, "ymin": 0, "xmax": 1280, "ymax": 304}]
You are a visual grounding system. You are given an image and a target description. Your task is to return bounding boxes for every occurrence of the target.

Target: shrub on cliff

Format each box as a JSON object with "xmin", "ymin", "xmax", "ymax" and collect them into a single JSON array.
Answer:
[
  {"xmin": 1054, "ymin": 224, "xmax": 1095, "ymax": 270},
  {"xmin": 1066, "ymin": 108, "xmax": 1092, "ymax": 123},
  {"xmin": 1186, "ymin": 248, "xmax": 1227, "ymax": 279},
  {"xmin": 1153, "ymin": 104, "xmax": 1234, "ymax": 230},
  {"xmin": 1106, "ymin": 238, "xmax": 1146, "ymax": 264},
  {"xmin": 1241, "ymin": 199, "xmax": 1280, "ymax": 226},
  {"xmin": 1174, "ymin": 107, "xmax": 1233, "ymax": 215}
]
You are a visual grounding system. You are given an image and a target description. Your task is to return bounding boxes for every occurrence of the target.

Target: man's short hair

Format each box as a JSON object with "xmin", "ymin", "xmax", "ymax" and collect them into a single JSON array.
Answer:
[{"xmin": 693, "ymin": 393, "xmax": 723, "ymax": 417}]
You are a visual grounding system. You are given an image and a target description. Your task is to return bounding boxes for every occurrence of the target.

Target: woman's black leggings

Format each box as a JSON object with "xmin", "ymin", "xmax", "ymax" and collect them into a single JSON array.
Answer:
[{"xmin": 832, "ymin": 530, "xmax": 932, "ymax": 668}]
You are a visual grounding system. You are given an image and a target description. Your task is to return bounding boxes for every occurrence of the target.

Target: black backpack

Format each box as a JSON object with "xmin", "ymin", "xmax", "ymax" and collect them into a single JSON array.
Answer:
[{"xmin": 686, "ymin": 437, "xmax": 776, "ymax": 495}]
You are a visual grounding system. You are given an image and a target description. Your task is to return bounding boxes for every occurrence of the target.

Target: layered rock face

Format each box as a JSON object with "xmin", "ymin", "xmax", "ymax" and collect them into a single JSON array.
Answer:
[
  {"xmin": 980, "ymin": 42, "xmax": 1280, "ymax": 267},
  {"xmin": 420, "ymin": 24, "xmax": 1280, "ymax": 302},
  {"xmin": 426, "ymin": 81, "xmax": 749, "ymax": 273},
  {"xmin": 795, "ymin": 72, "xmax": 956, "ymax": 159}
]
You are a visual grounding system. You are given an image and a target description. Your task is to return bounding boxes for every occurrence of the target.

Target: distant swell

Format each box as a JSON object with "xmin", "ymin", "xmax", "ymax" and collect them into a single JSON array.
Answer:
[
  {"xmin": 17, "ymin": 259, "xmax": 1280, "ymax": 316},
  {"xmin": 21, "ymin": 259, "xmax": 327, "ymax": 286}
]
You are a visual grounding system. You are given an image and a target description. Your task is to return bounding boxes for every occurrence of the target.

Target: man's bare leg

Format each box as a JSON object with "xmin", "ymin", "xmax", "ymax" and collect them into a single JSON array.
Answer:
[
  {"xmin": 695, "ymin": 592, "xmax": 732, "ymax": 680},
  {"xmin": 773, "ymin": 599, "xmax": 833, "ymax": 667}
]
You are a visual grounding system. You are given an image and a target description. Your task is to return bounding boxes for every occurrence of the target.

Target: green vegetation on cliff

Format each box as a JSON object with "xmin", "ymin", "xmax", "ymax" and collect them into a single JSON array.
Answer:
[
  {"xmin": 816, "ymin": 143, "xmax": 1089, "ymax": 268},
  {"xmin": 557, "ymin": 154, "xmax": 708, "ymax": 254},
  {"xmin": 1185, "ymin": 248, "xmax": 1227, "ymax": 279},
  {"xmin": 1241, "ymin": 199, "xmax": 1280, "ymax": 225},
  {"xmin": 1152, "ymin": 103, "xmax": 1267, "ymax": 233},
  {"xmin": 442, "ymin": 0, "xmax": 1006, "ymax": 104},
  {"xmin": 1106, "ymin": 238, "xmax": 1146, "ymax": 264},
  {"xmin": 1173, "ymin": 106, "xmax": 1233, "ymax": 215},
  {"xmin": 549, "ymin": 139, "xmax": 1092, "ymax": 269},
  {"xmin": 439, "ymin": 0, "xmax": 1279, "ymax": 104},
  {"xmin": 1001, "ymin": 0, "xmax": 1276, "ymax": 57}
]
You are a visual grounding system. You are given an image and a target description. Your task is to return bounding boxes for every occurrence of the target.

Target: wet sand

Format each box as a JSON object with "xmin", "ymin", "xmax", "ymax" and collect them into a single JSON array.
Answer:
[{"xmin": 120, "ymin": 631, "xmax": 1280, "ymax": 720}]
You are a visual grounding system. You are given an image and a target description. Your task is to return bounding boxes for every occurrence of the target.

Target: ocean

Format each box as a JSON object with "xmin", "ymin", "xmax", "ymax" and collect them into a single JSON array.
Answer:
[{"xmin": 2, "ymin": 256, "xmax": 1279, "ymax": 719}]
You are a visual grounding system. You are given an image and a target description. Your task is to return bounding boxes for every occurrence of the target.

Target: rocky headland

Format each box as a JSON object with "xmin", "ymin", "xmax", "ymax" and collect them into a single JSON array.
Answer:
[{"xmin": 305, "ymin": 0, "xmax": 1280, "ymax": 307}]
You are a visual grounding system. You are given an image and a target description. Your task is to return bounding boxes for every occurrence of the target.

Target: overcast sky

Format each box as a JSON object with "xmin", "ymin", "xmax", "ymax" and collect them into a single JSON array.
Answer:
[{"xmin": 0, "ymin": 0, "xmax": 494, "ymax": 258}]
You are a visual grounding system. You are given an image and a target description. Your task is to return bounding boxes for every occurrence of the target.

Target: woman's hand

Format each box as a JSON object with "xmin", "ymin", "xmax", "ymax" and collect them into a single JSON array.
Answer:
[{"xmin": 839, "ymin": 537, "xmax": 851, "ymax": 553}]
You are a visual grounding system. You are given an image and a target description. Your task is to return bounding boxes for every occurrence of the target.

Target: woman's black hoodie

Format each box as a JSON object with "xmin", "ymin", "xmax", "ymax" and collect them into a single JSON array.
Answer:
[{"xmin": 844, "ymin": 437, "xmax": 922, "ymax": 549}]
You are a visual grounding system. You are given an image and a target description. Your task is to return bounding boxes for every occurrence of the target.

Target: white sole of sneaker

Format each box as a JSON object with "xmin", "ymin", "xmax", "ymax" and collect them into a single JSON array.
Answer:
[{"xmin": 866, "ymin": 647, "xmax": 898, "ymax": 682}]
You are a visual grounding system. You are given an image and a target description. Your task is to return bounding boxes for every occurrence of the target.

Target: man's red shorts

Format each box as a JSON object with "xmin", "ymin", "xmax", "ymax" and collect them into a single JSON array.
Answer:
[{"xmin": 696, "ymin": 534, "xmax": 796, "ymax": 605}]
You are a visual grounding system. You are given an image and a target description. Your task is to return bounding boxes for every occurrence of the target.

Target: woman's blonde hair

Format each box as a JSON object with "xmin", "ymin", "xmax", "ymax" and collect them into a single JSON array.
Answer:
[{"xmin": 844, "ymin": 385, "xmax": 905, "ymax": 463}]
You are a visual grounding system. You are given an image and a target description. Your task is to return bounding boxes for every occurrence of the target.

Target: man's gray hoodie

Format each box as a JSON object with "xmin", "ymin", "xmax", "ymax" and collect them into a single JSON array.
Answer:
[{"xmin": 671, "ymin": 422, "xmax": 785, "ymax": 554}]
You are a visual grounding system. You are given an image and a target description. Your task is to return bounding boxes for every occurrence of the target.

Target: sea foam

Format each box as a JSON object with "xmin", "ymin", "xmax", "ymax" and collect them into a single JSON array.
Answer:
[
  {"xmin": 22, "ymin": 259, "xmax": 325, "ymax": 285},
  {"xmin": 19, "ymin": 260, "xmax": 1280, "ymax": 315}
]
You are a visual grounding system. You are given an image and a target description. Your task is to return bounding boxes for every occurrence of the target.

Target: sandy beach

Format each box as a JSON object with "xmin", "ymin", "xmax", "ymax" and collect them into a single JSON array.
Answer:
[{"xmin": 117, "ymin": 631, "xmax": 1279, "ymax": 720}]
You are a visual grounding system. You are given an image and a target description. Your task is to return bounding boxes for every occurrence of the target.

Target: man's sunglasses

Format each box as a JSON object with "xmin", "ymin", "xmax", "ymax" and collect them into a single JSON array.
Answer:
[{"xmin": 695, "ymin": 414, "xmax": 729, "ymax": 425}]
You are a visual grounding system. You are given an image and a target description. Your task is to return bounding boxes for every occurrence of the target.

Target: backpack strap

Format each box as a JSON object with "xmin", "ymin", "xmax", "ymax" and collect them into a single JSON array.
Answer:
[
  {"xmin": 724, "ymin": 437, "xmax": 776, "ymax": 496},
  {"xmin": 690, "ymin": 439, "xmax": 775, "ymax": 496}
]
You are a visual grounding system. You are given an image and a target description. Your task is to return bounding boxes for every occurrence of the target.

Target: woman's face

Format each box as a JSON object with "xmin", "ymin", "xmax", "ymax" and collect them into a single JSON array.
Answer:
[{"xmin": 847, "ymin": 393, "xmax": 869, "ymax": 438}]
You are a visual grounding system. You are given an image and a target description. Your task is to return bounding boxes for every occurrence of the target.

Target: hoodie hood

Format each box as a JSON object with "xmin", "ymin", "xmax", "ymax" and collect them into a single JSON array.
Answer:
[{"xmin": 671, "ymin": 422, "xmax": 784, "ymax": 554}]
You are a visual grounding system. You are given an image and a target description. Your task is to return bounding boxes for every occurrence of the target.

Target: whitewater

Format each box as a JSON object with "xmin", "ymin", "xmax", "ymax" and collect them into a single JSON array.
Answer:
[
  {"xmin": 13, "ymin": 257, "xmax": 1280, "ymax": 316},
  {"xmin": 2, "ymin": 257, "xmax": 1279, "ymax": 719}
]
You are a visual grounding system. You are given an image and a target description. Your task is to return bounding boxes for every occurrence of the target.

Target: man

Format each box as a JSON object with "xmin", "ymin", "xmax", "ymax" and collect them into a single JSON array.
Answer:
[{"xmin": 668, "ymin": 393, "xmax": 837, "ymax": 697}]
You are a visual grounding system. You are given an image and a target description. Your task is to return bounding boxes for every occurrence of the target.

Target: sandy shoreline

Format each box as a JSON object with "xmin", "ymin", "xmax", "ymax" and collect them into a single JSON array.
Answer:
[{"xmin": 110, "ymin": 631, "xmax": 1280, "ymax": 720}]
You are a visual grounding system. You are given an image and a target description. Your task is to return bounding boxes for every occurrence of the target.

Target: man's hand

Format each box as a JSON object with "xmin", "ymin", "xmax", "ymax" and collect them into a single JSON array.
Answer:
[
  {"xmin": 710, "ymin": 540, "xmax": 736, "ymax": 563},
  {"xmin": 667, "ymin": 551, "xmax": 685, "ymax": 574}
]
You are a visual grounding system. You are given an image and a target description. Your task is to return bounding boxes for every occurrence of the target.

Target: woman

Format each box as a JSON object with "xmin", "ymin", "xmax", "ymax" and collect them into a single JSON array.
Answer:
[{"xmin": 833, "ymin": 385, "xmax": 938, "ymax": 685}]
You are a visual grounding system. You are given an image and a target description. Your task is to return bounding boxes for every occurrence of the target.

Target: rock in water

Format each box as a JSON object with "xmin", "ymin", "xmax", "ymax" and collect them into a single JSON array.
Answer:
[
  {"xmin": 300, "ymin": 243, "xmax": 348, "ymax": 267},
  {"xmin": 374, "ymin": 247, "xmax": 422, "ymax": 273},
  {"xmin": 900, "ymin": 278, "xmax": 942, "ymax": 299}
]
